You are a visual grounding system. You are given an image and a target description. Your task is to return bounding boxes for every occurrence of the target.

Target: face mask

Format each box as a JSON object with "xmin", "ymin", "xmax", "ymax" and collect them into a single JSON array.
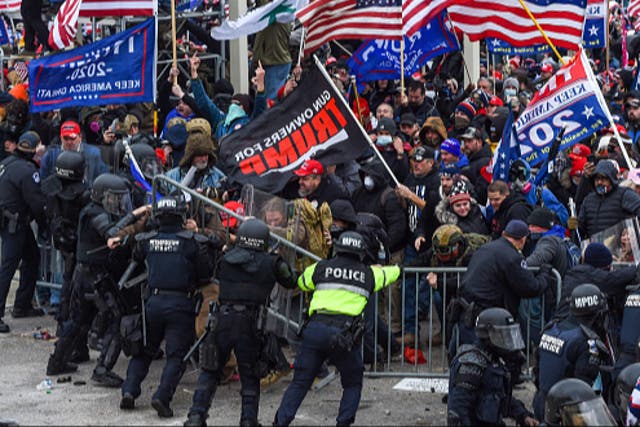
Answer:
[
  {"xmin": 596, "ymin": 185, "xmax": 610, "ymax": 195},
  {"xmin": 377, "ymin": 135, "xmax": 393, "ymax": 146},
  {"xmin": 194, "ymin": 159, "xmax": 208, "ymax": 170},
  {"xmin": 364, "ymin": 175, "xmax": 375, "ymax": 190},
  {"xmin": 454, "ymin": 116, "xmax": 470, "ymax": 130},
  {"xmin": 504, "ymin": 88, "xmax": 517, "ymax": 98},
  {"xmin": 530, "ymin": 232, "xmax": 543, "ymax": 242},
  {"xmin": 224, "ymin": 103, "xmax": 246, "ymax": 126}
]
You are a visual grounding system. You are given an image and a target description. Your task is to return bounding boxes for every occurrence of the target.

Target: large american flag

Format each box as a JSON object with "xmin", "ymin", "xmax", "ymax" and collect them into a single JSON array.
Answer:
[
  {"xmin": 79, "ymin": 0, "xmax": 156, "ymax": 16},
  {"xmin": 630, "ymin": 0, "xmax": 640, "ymax": 31},
  {"xmin": 49, "ymin": 0, "xmax": 82, "ymax": 50},
  {"xmin": 448, "ymin": 0, "xmax": 587, "ymax": 51},
  {"xmin": 297, "ymin": 0, "xmax": 456, "ymax": 55}
]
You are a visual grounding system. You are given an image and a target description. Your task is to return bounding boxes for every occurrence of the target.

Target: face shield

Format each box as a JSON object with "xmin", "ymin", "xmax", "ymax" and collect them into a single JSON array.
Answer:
[
  {"xmin": 435, "ymin": 243, "xmax": 460, "ymax": 263},
  {"xmin": 561, "ymin": 398, "xmax": 616, "ymax": 426},
  {"xmin": 139, "ymin": 156, "xmax": 163, "ymax": 180},
  {"xmin": 102, "ymin": 189, "xmax": 133, "ymax": 216},
  {"xmin": 488, "ymin": 324, "xmax": 525, "ymax": 351}
]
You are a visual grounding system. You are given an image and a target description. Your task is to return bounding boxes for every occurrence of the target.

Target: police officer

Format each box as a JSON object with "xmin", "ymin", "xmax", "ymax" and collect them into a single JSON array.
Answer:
[
  {"xmin": 0, "ymin": 131, "xmax": 47, "ymax": 333},
  {"xmin": 273, "ymin": 231, "xmax": 400, "ymax": 427},
  {"xmin": 42, "ymin": 151, "xmax": 91, "ymax": 335},
  {"xmin": 544, "ymin": 378, "xmax": 616, "ymax": 426},
  {"xmin": 532, "ymin": 284, "xmax": 614, "ymax": 420},
  {"xmin": 184, "ymin": 218, "xmax": 295, "ymax": 427},
  {"xmin": 614, "ymin": 286, "xmax": 640, "ymax": 380},
  {"xmin": 119, "ymin": 142, "xmax": 164, "ymax": 207},
  {"xmin": 120, "ymin": 195, "xmax": 219, "ymax": 418},
  {"xmin": 447, "ymin": 307, "xmax": 536, "ymax": 426},
  {"xmin": 46, "ymin": 173, "xmax": 148, "ymax": 381},
  {"xmin": 613, "ymin": 363, "xmax": 640, "ymax": 424}
]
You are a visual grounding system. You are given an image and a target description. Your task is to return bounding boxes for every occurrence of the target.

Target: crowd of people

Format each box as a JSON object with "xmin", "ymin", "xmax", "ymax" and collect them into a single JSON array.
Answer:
[{"xmin": 4, "ymin": 2, "xmax": 640, "ymax": 425}]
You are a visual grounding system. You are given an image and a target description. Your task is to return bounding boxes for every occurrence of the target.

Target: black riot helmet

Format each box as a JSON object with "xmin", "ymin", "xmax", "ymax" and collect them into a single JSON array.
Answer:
[
  {"xmin": 91, "ymin": 173, "xmax": 132, "ymax": 216},
  {"xmin": 153, "ymin": 194, "xmax": 187, "ymax": 225},
  {"xmin": 333, "ymin": 231, "xmax": 366, "ymax": 260},
  {"xmin": 236, "ymin": 218, "xmax": 270, "ymax": 251},
  {"xmin": 124, "ymin": 142, "xmax": 162, "ymax": 181},
  {"xmin": 615, "ymin": 363, "xmax": 640, "ymax": 422},
  {"xmin": 475, "ymin": 307, "xmax": 525, "ymax": 352},
  {"xmin": 545, "ymin": 378, "xmax": 616, "ymax": 426},
  {"xmin": 570, "ymin": 284, "xmax": 608, "ymax": 326},
  {"xmin": 55, "ymin": 151, "xmax": 85, "ymax": 181}
]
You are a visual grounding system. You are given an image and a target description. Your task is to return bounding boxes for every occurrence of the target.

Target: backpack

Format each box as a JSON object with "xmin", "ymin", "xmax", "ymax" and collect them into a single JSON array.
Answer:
[{"xmin": 563, "ymin": 238, "xmax": 581, "ymax": 270}]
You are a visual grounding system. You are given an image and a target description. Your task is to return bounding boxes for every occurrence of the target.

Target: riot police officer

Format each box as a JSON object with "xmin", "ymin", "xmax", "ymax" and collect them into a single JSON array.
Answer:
[
  {"xmin": 544, "ymin": 378, "xmax": 616, "ymax": 426},
  {"xmin": 184, "ymin": 218, "xmax": 295, "ymax": 427},
  {"xmin": 119, "ymin": 142, "xmax": 164, "ymax": 207},
  {"xmin": 532, "ymin": 283, "xmax": 614, "ymax": 420},
  {"xmin": 614, "ymin": 285, "xmax": 640, "ymax": 380},
  {"xmin": 0, "ymin": 131, "xmax": 47, "ymax": 333},
  {"xmin": 42, "ymin": 151, "xmax": 91, "ymax": 333},
  {"xmin": 613, "ymin": 363, "xmax": 640, "ymax": 424},
  {"xmin": 273, "ymin": 231, "xmax": 401, "ymax": 427},
  {"xmin": 120, "ymin": 194, "xmax": 219, "ymax": 418},
  {"xmin": 46, "ymin": 173, "xmax": 148, "ymax": 381},
  {"xmin": 447, "ymin": 307, "xmax": 536, "ymax": 426}
]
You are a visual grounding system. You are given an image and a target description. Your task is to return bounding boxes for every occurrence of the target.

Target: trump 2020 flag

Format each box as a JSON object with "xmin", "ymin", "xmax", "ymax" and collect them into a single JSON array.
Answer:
[
  {"xmin": 582, "ymin": 0, "xmax": 606, "ymax": 48},
  {"xmin": 218, "ymin": 59, "xmax": 371, "ymax": 193},
  {"xmin": 515, "ymin": 49, "xmax": 608, "ymax": 165},
  {"xmin": 347, "ymin": 11, "xmax": 458, "ymax": 82},
  {"xmin": 29, "ymin": 18, "xmax": 156, "ymax": 113},
  {"xmin": 486, "ymin": 38, "xmax": 549, "ymax": 57}
]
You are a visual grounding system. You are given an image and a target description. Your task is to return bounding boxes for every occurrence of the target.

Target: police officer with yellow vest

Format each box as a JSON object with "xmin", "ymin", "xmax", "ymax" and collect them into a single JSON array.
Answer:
[{"xmin": 273, "ymin": 231, "xmax": 401, "ymax": 427}]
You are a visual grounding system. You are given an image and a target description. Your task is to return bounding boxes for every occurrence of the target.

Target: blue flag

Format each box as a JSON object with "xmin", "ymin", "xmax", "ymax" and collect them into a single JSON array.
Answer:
[
  {"xmin": 0, "ymin": 18, "xmax": 10, "ymax": 46},
  {"xmin": 486, "ymin": 38, "xmax": 550, "ymax": 57},
  {"xmin": 28, "ymin": 18, "xmax": 156, "ymax": 113},
  {"xmin": 492, "ymin": 110, "xmax": 520, "ymax": 182},
  {"xmin": 346, "ymin": 11, "xmax": 458, "ymax": 83},
  {"xmin": 582, "ymin": 0, "xmax": 606, "ymax": 49},
  {"xmin": 176, "ymin": 0, "xmax": 203, "ymax": 11}
]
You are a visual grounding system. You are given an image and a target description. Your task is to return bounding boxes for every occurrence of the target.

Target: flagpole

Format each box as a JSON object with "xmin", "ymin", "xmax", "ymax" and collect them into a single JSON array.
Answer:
[
  {"xmin": 605, "ymin": 3, "xmax": 610, "ymax": 82},
  {"xmin": 516, "ymin": 0, "xmax": 566, "ymax": 65},
  {"xmin": 582, "ymin": 49, "xmax": 633, "ymax": 167},
  {"xmin": 313, "ymin": 54, "xmax": 401, "ymax": 186},
  {"xmin": 171, "ymin": 0, "xmax": 178, "ymax": 83},
  {"xmin": 297, "ymin": 27, "xmax": 305, "ymax": 66},
  {"xmin": 400, "ymin": 37, "xmax": 405, "ymax": 96},
  {"xmin": 350, "ymin": 75, "xmax": 364, "ymax": 125}
]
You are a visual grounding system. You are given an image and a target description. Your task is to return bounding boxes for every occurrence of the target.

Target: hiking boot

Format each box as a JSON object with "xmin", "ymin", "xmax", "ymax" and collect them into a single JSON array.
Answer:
[
  {"xmin": 11, "ymin": 307, "xmax": 45, "ymax": 318},
  {"xmin": 0, "ymin": 318, "xmax": 9, "ymax": 333},
  {"xmin": 151, "ymin": 399, "xmax": 173, "ymax": 418},
  {"xmin": 239, "ymin": 418, "xmax": 259, "ymax": 427},
  {"xmin": 92, "ymin": 370, "xmax": 123, "ymax": 387},
  {"xmin": 184, "ymin": 413, "xmax": 206, "ymax": 427},
  {"xmin": 69, "ymin": 348, "xmax": 90, "ymax": 364},
  {"xmin": 46, "ymin": 356, "xmax": 78, "ymax": 376},
  {"xmin": 119, "ymin": 393, "xmax": 135, "ymax": 410},
  {"xmin": 260, "ymin": 369, "xmax": 290, "ymax": 387}
]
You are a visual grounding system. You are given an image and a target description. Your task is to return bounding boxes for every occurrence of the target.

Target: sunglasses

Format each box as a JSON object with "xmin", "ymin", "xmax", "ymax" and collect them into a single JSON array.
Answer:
[{"xmin": 625, "ymin": 101, "xmax": 640, "ymax": 109}]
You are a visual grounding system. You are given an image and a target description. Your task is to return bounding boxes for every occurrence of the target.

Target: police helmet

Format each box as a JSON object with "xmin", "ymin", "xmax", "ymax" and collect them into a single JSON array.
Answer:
[
  {"xmin": 475, "ymin": 307, "xmax": 525, "ymax": 352},
  {"xmin": 570, "ymin": 283, "xmax": 608, "ymax": 320},
  {"xmin": 236, "ymin": 218, "xmax": 270, "ymax": 251},
  {"xmin": 91, "ymin": 173, "xmax": 132, "ymax": 216},
  {"xmin": 55, "ymin": 151, "xmax": 85, "ymax": 181},
  {"xmin": 432, "ymin": 224, "xmax": 466, "ymax": 263},
  {"xmin": 545, "ymin": 378, "xmax": 615, "ymax": 426},
  {"xmin": 153, "ymin": 194, "xmax": 188, "ymax": 225},
  {"xmin": 333, "ymin": 231, "xmax": 366, "ymax": 260},
  {"xmin": 124, "ymin": 142, "xmax": 162, "ymax": 181},
  {"xmin": 615, "ymin": 363, "xmax": 640, "ymax": 421}
]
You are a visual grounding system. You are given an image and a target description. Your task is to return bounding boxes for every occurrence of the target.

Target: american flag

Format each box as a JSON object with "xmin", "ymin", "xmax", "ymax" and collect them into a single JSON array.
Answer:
[
  {"xmin": 79, "ymin": 0, "xmax": 156, "ymax": 16},
  {"xmin": 49, "ymin": 0, "xmax": 82, "ymax": 50},
  {"xmin": 448, "ymin": 0, "xmax": 587, "ymax": 51},
  {"xmin": 0, "ymin": 0, "xmax": 20, "ymax": 12},
  {"xmin": 297, "ymin": 0, "xmax": 455, "ymax": 55},
  {"xmin": 630, "ymin": 0, "xmax": 640, "ymax": 31}
]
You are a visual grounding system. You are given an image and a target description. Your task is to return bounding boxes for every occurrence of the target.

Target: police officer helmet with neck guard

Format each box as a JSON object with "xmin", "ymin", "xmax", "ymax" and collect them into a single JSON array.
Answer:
[
  {"xmin": 544, "ymin": 378, "xmax": 616, "ymax": 426},
  {"xmin": 236, "ymin": 218, "xmax": 270, "ymax": 251},
  {"xmin": 153, "ymin": 194, "xmax": 187, "ymax": 226},
  {"xmin": 475, "ymin": 307, "xmax": 525, "ymax": 354},
  {"xmin": 333, "ymin": 231, "xmax": 366, "ymax": 261},
  {"xmin": 615, "ymin": 363, "xmax": 640, "ymax": 422},
  {"xmin": 570, "ymin": 283, "xmax": 608, "ymax": 329},
  {"xmin": 91, "ymin": 173, "xmax": 133, "ymax": 216},
  {"xmin": 125, "ymin": 142, "xmax": 162, "ymax": 181},
  {"xmin": 55, "ymin": 150, "xmax": 85, "ymax": 181}
]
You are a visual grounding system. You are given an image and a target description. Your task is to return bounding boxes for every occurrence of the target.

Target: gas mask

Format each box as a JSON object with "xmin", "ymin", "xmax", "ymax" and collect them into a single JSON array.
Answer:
[
  {"xmin": 363, "ymin": 175, "xmax": 375, "ymax": 191},
  {"xmin": 376, "ymin": 135, "xmax": 393, "ymax": 146}
]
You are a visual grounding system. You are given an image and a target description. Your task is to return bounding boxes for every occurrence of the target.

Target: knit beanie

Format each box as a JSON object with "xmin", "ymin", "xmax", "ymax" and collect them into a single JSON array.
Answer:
[
  {"xmin": 440, "ymin": 138, "xmax": 461, "ymax": 158},
  {"xmin": 583, "ymin": 242, "xmax": 612, "ymax": 269},
  {"xmin": 526, "ymin": 207, "xmax": 557, "ymax": 230},
  {"xmin": 504, "ymin": 77, "xmax": 519, "ymax": 90},
  {"xmin": 449, "ymin": 180, "xmax": 471, "ymax": 205},
  {"xmin": 455, "ymin": 101, "xmax": 477, "ymax": 121}
]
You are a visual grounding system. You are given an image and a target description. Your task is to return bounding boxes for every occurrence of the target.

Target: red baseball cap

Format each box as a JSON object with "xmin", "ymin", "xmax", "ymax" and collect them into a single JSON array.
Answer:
[
  {"xmin": 541, "ymin": 63, "xmax": 554, "ymax": 74},
  {"xmin": 489, "ymin": 96, "xmax": 503, "ymax": 107},
  {"xmin": 294, "ymin": 159, "xmax": 324, "ymax": 177},
  {"xmin": 60, "ymin": 120, "xmax": 80, "ymax": 139},
  {"xmin": 219, "ymin": 201, "xmax": 244, "ymax": 228}
]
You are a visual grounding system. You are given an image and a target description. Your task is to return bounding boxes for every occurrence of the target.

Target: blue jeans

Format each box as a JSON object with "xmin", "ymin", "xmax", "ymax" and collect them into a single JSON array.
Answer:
[
  {"xmin": 263, "ymin": 63, "xmax": 291, "ymax": 101},
  {"xmin": 276, "ymin": 319, "xmax": 363, "ymax": 426},
  {"xmin": 403, "ymin": 245, "xmax": 443, "ymax": 336}
]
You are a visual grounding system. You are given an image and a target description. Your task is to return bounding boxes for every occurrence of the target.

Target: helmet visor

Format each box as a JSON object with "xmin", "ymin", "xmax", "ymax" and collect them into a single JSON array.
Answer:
[
  {"xmin": 561, "ymin": 398, "xmax": 616, "ymax": 426},
  {"xmin": 140, "ymin": 157, "xmax": 162, "ymax": 180},
  {"xmin": 102, "ymin": 189, "xmax": 133, "ymax": 216},
  {"xmin": 488, "ymin": 324, "xmax": 525, "ymax": 351}
]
